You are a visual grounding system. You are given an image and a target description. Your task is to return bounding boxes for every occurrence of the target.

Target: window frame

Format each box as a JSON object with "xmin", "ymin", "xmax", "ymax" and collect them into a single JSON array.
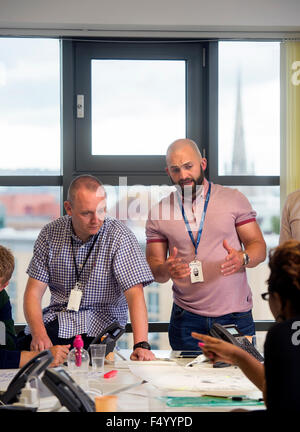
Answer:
[
  {"xmin": 208, "ymin": 41, "xmax": 280, "ymax": 188},
  {"xmin": 72, "ymin": 39, "xmax": 208, "ymax": 186}
]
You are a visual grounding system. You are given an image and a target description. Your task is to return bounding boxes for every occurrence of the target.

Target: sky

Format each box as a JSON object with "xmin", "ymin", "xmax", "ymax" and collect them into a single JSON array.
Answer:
[{"xmin": 0, "ymin": 38, "xmax": 280, "ymax": 176}]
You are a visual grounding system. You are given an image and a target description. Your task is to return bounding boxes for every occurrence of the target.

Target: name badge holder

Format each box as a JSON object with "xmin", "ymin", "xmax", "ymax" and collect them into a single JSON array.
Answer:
[
  {"xmin": 67, "ymin": 284, "xmax": 83, "ymax": 312},
  {"xmin": 177, "ymin": 182, "xmax": 211, "ymax": 284},
  {"xmin": 67, "ymin": 232, "xmax": 100, "ymax": 311}
]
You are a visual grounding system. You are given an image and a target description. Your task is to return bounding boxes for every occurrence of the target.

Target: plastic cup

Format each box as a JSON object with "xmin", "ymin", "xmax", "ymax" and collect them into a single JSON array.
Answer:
[
  {"xmin": 90, "ymin": 344, "xmax": 106, "ymax": 373},
  {"xmin": 146, "ymin": 384, "xmax": 166, "ymax": 412},
  {"xmin": 95, "ymin": 395, "xmax": 118, "ymax": 412}
]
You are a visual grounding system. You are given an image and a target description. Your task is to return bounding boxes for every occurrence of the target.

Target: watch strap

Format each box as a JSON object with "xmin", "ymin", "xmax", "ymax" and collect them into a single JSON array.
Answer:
[{"xmin": 133, "ymin": 341, "xmax": 151, "ymax": 350}]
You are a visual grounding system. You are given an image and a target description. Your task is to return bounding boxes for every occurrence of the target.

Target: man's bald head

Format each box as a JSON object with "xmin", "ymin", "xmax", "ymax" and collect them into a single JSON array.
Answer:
[
  {"xmin": 67, "ymin": 175, "xmax": 105, "ymax": 205},
  {"xmin": 166, "ymin": 139, "xmax": 202, "ymax": 165}
]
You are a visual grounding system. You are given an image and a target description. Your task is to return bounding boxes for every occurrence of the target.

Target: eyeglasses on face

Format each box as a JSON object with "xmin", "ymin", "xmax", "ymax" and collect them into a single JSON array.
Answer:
[{"xmin": 261, "ymin": 292, "xmax": 270, "ymax": 301}]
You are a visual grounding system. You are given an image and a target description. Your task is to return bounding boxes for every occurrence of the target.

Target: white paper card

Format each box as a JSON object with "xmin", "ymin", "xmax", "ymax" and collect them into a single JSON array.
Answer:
[{"xmin": 67, "ymin": 288, "xmax": 82, "ymax": 311}]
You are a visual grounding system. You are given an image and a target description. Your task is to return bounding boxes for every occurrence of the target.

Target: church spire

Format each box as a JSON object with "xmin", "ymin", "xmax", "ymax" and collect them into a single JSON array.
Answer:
[{"xmin": 231, "ymin": 72, "xmax": 248, "ymax": 175}]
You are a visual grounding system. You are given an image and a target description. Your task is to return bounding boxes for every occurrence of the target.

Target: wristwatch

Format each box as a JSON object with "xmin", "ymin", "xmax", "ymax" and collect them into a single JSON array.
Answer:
[
  {"xmin": 133, "ymin": 341, "xmax": 151, "ymax": 350},
  {"xmin": 242, "ymin": 252, "xmax": 250, "ymax": 266}
]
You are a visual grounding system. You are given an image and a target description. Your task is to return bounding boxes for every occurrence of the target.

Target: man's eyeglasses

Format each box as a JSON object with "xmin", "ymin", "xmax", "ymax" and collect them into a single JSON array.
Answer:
[{"xmin": 261, "ymin": 292, "xmax": 270, "ymax": 301}]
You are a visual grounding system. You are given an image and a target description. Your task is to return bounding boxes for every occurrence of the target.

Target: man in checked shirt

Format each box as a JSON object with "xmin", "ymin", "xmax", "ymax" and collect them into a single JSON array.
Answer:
[{"xmin": 18, "ymin": 175, "xmax": 155, "ymax": 361}]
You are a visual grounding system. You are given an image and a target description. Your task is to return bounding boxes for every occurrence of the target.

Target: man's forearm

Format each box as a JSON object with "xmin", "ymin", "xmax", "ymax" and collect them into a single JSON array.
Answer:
[
  {"xmin": 148, "ymin": 260, "xmax": 170, "ymax": 283},
  {"xmin": 125, "ymin": 285, "xmax": 150, "ymax": 344},
  {"xmin": 24, "ymin": 300, "xmax": 47, "ymax": 338},
  {"xmin": 23, "ymin": 278, "xmax": 48, "ymax": 338},
  {"xmin": 244, "ymin": 240, "xmax": 266, "ymax": 268}
]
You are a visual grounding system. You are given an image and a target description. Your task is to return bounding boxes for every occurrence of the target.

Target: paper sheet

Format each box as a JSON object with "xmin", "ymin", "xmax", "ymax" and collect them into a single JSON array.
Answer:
[
  {"xmin": 0, "ymin": 370, "xmax": 18, "ymax": 390},
  {"xmin": 128, "ymin": 363, "xmax": 259, "ymax": 396}
]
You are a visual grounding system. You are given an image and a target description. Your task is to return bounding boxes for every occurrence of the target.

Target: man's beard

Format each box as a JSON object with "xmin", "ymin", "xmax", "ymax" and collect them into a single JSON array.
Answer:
[{"xmin": 171, "ymin": 166, "xmax": 205, "ymax": 199}]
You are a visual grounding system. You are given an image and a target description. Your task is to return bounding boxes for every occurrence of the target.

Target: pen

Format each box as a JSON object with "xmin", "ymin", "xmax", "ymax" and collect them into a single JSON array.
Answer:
[
  {"xmin": 202, "ymin": 394, "xmax": 263, "ymax": 402},
  {"xmin": 115, "ymin": 347, "xmax": 127, "ymax": 361},
  {"xmin": 106, "ymin": 380, "xmax": 147, "ymax": 395}
]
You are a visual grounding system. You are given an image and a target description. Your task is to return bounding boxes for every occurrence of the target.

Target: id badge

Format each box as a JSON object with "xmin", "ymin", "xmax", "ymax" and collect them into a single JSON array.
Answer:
[
  {"xmin": 189, "ymin": 260, "xmax": 204, "ymax": 283},
  {"xmin": 67, "ymin": 287, "xmax": 82, "ymax": 311}
]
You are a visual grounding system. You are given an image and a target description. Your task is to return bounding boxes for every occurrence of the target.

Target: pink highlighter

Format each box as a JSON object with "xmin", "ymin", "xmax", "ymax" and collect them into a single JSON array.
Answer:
[{"xmin": 74, "ymin": 334, "xmax": 84, "ymax": 367}]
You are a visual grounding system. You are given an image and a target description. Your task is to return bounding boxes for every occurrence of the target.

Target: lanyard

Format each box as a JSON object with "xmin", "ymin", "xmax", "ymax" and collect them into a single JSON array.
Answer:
[
  {"xmin": 176, "ymin": 181, "xmax": 211, "ymax": 257},
  {"xmin": 71, "ymin": 232, "xmax": 99, "ymax": 285}
]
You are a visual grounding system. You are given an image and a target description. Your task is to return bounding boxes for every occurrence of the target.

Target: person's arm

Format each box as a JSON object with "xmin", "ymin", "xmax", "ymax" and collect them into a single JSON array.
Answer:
[
  {"xmin": 23, "ymin": 276, "xmax": 52, "ymax": 351},
  {"xmin": 19, "ymin": 345, "xmax": 70, "ymax": 368},
  {"xmin": 192, "ymin": 332, "xmax": 265, "ymax": 391},
  {"xmin": 279, "ymin": 199, "xmax": 291, "ymax": 244},
  {"xmin": 221, "ymin": 221, "xmax": 266, "ymax": 276},
  {"xmin": 124, "ymin": 284, "xmax": 155, "ymax": 361},
  {"xmin": 146, "ymin": 242, "xmax": 190, "ymax": 283}
]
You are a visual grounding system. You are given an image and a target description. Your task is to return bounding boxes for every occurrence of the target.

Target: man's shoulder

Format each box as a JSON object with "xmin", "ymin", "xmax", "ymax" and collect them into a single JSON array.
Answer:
[
  {"xmin": 285, "ymin": 189, "xmax": 300, "ymax": 206},
  {"xmin": 212, "ymin": 183, "xmax": 248, "ymax": 200},
  {"xmin": 40, "ymin": 215, "xmax": 70, "ymax": 233},
  {"xmin": 147, "ymin": 189, "xmax": 176, "ymax": 219},
  {"xmin": 104, "ymin": 216, "xmax": 135, "ymax": 237}
]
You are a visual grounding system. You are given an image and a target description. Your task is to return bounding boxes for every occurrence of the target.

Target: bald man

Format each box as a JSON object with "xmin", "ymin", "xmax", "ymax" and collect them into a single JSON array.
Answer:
[
  {"xmin": 19, "ymin": 175, "xmax": 155, "ymax": 361},
  {"xmin": 146, "ymin": 139, "xmax": 266, "ymax": 350}
]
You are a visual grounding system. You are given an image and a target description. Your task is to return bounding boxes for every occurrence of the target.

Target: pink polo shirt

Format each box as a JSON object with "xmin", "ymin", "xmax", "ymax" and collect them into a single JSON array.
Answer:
[{"xmin": 146, "ymin": 179, "xmax": 257, "ymax": 317}]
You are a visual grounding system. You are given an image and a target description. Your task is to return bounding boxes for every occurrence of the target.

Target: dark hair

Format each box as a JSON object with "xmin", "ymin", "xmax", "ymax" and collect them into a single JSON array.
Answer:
[
  {"xmin": 268, "ymin": 240, "xmax": 300, "ymax": 314},
  {"xmin": 67, "ymin": 175, "xmax": 104, "ymax": 204},
  {"xmin": 0, "ymin": 245, "xmax": 15, "ymax": 284}
]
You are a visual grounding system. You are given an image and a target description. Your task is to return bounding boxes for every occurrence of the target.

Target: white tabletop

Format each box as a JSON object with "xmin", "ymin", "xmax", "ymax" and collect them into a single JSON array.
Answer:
[{"xmin": 0, "ymin": 350, "xmax": 265, "ymax": 412}]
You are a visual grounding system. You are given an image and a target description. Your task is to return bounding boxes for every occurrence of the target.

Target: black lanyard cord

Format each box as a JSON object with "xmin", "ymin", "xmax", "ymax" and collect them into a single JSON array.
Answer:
[{"xmin": 71, "ymin": 232, "xmax": 99, "ymax": 284}]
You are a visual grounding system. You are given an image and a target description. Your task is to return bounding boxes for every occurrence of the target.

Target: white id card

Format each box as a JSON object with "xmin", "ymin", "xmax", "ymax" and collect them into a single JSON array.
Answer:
[
  {"xmin": 189, "ymin": 260, "xmax": 204, "ymax": 283},
  {"xmin": 67, "ymin": 287, "xmax": 82, "ymax": 311}
]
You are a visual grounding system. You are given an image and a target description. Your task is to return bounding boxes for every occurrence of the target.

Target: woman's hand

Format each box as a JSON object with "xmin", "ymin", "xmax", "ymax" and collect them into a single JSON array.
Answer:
[{"xmin": 191, "ymin": 332, "xmax": 244, "ymax": 365}]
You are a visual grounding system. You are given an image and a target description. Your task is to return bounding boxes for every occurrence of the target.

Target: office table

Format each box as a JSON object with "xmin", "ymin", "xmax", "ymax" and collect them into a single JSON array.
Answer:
[{"xmin": 0, "ymin": 349, "xmax": 265, "ymax": 413}]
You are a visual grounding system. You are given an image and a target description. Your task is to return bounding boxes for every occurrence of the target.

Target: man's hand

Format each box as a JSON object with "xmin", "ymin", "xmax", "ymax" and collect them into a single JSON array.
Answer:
[
  {"xmin": 166, "ymin": 247, "xmax": 190, "ymax": 280},
  {"xmin": 220, "ymin": 239, "xmax": 244, "ymax": 276},
  {"xmin": 30, "ymin": 333, "xmax": 53, "ymax": 352},
  {"xmin": 130, "ymin": 348, "xmax": 156, "ymax": 361},
  {"xmin": 49, "ymin": 345, "xmax": 71, "ymax": 367}
]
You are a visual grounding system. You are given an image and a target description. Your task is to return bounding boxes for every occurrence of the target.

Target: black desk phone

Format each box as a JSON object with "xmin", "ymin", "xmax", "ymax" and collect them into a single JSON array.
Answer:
[
  {"xmin": 42, "ymin": 367, "xmax": 95, "ymax": 412},
  {"xmin": 209, "ymin": 323, "xmax": 264, "ymax": 364},
  {"xmin": 88, "ymin": 321, "xmax": 125, "ymax": 359},
  {"xmin": 0, "ymin": 350, "xmax": 53, "ymax": 405}
]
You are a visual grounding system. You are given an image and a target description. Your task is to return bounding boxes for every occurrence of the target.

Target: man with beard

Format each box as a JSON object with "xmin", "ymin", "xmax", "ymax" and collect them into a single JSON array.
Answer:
[{"xmin": 146, "ymin": 139, "xmax": 266, "ymax": 350}]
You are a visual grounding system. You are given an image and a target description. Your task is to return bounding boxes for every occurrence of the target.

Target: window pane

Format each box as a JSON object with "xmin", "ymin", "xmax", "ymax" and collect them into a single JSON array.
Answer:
[
  {"xmin": 0, "ymin": 186, "xmax": 61, "ymax": 322},
  {"xmin": 92, "ymin": 60, "xmax": 186, "ymax": 155},
  {"xmin": 233, "ymin": 185, "xmax": 280, "ymax": 322},
  {"xmin": 0, "ymin": 38, "xmax": 60, "ymax": 175},
  {"xmin": 218, "ymin": 42, "xmax": 280, "ymax": 176}
]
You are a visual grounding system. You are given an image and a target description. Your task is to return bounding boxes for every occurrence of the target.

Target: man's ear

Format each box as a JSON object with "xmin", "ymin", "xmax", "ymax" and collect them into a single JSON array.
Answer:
[
  {"xmin": 0, "ymin": 280, "xmax": 9, "ymax": 291},
  {"xmin": 165, "ymin": 166, "xmax": 170, "ymax": 176},
  {"xmin": 64, "ymin": 200, "xmax": 72, "ymax": 216},
  {"xmin": 201, "ymin": 157, "xmax": 207, "ymax": 171}
]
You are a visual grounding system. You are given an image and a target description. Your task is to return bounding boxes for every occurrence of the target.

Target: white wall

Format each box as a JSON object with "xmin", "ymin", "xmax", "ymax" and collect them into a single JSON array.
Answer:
[{"xmin": 0, "ymin": 0, "xmax": 300, "ymax": 36}]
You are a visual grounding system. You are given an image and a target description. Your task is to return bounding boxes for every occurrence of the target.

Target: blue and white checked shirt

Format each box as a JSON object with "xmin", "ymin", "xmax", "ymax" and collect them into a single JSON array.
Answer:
[{"xmin": 25, "ymin": 215, "xmax": 154, "ymax": 338}]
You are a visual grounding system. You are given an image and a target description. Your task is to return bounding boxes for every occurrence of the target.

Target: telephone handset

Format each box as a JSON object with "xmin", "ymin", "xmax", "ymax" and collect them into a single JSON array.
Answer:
[
  {"xmin": 0, "ymin": 350, "xmax": 53, "ymax": 405},
  {"xmin": 42, "ymin": 367, "xmax": 95, "ymax": 412},
  {"xmin": 88, "ymin": 321, "xmax": 125, "ymax": 360},
  {"xmin": 209, "ymin": 323, "xmax": 264, "ymax": 362}
]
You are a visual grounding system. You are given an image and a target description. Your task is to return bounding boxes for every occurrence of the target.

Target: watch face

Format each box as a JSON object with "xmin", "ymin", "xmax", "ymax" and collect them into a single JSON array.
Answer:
[
  {"xmin": 134, "ymin": 341, "xmax": 151, "ymax": 350},
  {"xmin": 243, "ymin": 253, "xmax": 249, "ymax": 265}
]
